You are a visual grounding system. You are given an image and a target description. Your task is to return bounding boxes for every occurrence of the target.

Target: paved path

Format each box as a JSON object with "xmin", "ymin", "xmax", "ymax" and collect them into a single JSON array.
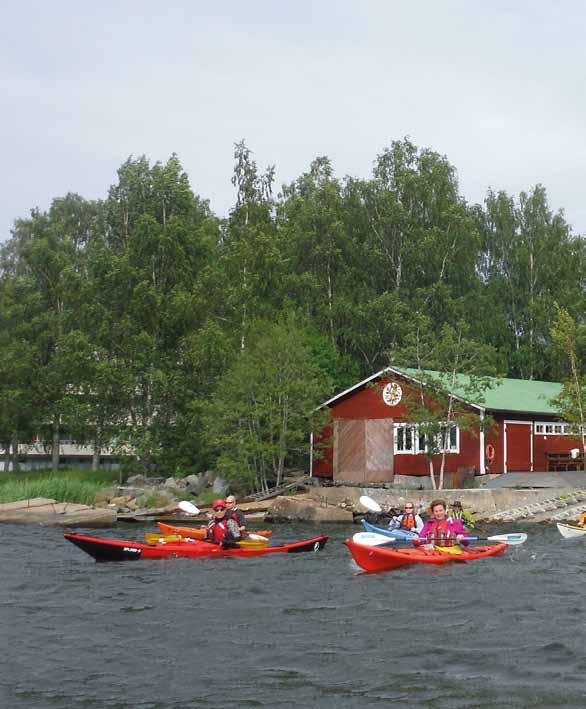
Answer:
[{"xmin": 485, "ymin": 471, "xmax": 586, "ymax": 489}]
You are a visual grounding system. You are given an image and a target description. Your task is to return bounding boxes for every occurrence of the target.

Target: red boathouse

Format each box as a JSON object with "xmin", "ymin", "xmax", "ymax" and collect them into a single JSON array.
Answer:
[{"xmin": 311, "ymin": 366, "xmax": 584, "ymax": 483}]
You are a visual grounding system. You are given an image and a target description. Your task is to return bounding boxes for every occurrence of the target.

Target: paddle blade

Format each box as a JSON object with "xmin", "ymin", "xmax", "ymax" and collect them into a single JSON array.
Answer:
[
  {"xmin": 246, "ymin": 533, "xmax": 269, "ymax": 541},
  {"xmin": 352, "ymin": 532, "xmax": 397, "ymax": 546},
  {"xmin": 359, "ymin": 495, "xmax": 382, "ymax": 513},
  {"xmin": 487, "ymin": 533, "xmax": 527, "ymax": 546},
  {"xmin": 178, "ymin": 500, "xmax": 201, "ymax": 516}
]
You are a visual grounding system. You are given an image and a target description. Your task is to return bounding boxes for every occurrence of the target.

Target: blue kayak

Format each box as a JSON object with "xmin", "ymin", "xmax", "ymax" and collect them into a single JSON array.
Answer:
[{"xmin": 361, "ymin": 520, "xmax": 417, "ymax": 541}]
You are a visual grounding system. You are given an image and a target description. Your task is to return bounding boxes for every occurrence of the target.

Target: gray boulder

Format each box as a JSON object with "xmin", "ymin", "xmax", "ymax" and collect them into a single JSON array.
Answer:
[
  {"xmin": 127, "ymin": 474, "xmax": 148, "ymax": 486},
  {"xmin": 164, "ymin": 477, "xmax": 181, "ymax": 490},
  {"xmin": 184, "ymin": 473, "xmax": 205, "ymax": 495},
  {"xmin": 212, "ymin": 477, "xmax": 229, "ymax": 495}
]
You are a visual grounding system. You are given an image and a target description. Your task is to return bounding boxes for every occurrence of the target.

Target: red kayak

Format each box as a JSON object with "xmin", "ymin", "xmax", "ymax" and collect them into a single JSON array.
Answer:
[
  {"xmin": 345, "ymin": 539, "xmax": 506, "ymax": 573},
  {"xmin": 64, "ymin": 532, "xmax": 328, "ymax": 562}
]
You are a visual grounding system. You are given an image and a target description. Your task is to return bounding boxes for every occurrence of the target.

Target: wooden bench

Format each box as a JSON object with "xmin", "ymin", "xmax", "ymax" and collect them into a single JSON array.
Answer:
[{"xmin": 546, "ymin": 451, "xmax": 584, "ymax": 472}]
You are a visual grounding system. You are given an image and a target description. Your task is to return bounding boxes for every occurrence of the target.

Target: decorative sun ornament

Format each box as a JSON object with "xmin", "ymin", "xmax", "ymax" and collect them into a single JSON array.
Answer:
[{"xmin": 382, "ymin": 382, "xmax": 402, "ymax": 407}]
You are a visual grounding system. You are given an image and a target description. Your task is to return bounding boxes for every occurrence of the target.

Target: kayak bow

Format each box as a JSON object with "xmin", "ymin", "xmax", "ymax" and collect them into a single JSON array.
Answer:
[
  {"xmin": 557, "ymin": 522, "xmax": 586, "ymax": 539},
  {"xmin": 361, "ymin": 520, "xmax": 416, "ymax": 541}
]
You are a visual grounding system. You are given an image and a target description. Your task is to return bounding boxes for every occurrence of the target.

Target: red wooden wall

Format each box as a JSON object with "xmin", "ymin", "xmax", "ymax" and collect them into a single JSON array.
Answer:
[{"xmin": 312, "ymin": 375, "xmax": 581, "ymax": 479}]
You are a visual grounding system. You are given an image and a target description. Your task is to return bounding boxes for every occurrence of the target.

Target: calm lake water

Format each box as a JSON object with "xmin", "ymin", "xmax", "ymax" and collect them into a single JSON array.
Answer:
[{"xmin": 1, "ymin": 521, "xmax": 585, "ymax": 708}]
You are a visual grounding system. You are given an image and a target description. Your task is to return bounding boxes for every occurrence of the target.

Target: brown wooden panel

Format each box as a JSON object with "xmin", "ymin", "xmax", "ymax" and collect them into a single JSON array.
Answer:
[
  {"xmin": 365, "ymin": 419, "xmax": 394, "ymax": 482},
  {"xmin": 334, "ymin": 420, "xmax": 365, "ymax": 482}
]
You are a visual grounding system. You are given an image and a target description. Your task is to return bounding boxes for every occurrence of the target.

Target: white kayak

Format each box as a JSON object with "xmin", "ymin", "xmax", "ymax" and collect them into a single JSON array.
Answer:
[{"xmin": 557, "ymin": 522, "xmax": 586, "ymax": 539}]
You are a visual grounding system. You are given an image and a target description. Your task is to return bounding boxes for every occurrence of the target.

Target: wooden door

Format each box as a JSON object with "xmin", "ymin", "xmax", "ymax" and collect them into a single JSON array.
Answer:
[
  {"xmin": 365, "ymin": 419, "xmax": 394, "ymax": 482},
  {"xmin": 505, "ymin": 422, "xmax": 532, "ymax": 472},
  {"xmin": 334, "ymin": 419, "xmax": 394, "ymax": 483},
  {"xmin": 334, "ymin": 420, "xmax": 365, "ymax": 482}
]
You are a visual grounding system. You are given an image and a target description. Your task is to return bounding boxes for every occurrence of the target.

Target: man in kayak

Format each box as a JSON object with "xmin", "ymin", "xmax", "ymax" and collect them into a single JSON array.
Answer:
[
  {"xmin": 225, "ymin": 495, "xmax": 247, "ymax": 533},
  {"xmin": 388, "ymin": 502, "xmax": 424, "ymax": 533},
  {"xmin": 206, "ymin": 499, "xmax": 242, "ymax": 546},
  {"xmin": 413, "ymin": 499, "xmax": 467, "ymax": 548},
  {"xmin": 448, "ymin": 500, "xmax": 475, "ymax": 530}
]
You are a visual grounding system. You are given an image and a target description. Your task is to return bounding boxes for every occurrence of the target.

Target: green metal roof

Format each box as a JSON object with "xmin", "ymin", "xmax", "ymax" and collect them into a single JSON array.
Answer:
[{"xmin": 394, "ymin": 367, "xmax": 563, "ymax": 415}]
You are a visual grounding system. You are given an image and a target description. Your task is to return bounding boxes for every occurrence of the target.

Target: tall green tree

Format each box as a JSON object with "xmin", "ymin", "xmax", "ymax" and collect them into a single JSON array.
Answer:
[
  {"xmin": 222, "ymin": 141, "xmax": 280, "ymax": 351},
  {"xmin": 204, "ymin": 316, "xmax": 332, "ymax": 492},
  {"xmin": 3, "ymin": 195, "xmax": 98, "ymax": 469},
  {"xmin": 550, "ymin": 306, "xmax": 586, "ymax": 469},
  {"xmin": 477, "ymin": 186, "xmax": 583, "ymax": 379},
  {"xmin": 84, "ymin": 154, "xmax": 219, "ymax": 472}
]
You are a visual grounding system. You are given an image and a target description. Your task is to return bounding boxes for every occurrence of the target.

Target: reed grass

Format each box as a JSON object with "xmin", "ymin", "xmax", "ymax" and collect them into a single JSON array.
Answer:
[{"xmin": 0, "ymin": 469, "xmax": 120, "ymax": 505}]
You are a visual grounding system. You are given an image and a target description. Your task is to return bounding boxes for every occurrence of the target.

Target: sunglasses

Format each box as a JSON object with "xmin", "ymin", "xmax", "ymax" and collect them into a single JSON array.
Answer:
[{"xmin": 214, "ymin": 507, "xmax": 226, "ymax": 511}]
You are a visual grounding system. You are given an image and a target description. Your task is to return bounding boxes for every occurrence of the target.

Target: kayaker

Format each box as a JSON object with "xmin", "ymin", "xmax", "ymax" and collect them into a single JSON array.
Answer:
[
  {"xmin": 448, "ymin": 500, "xmax": 475, "ymax": 530},
  {"xmin": 578, "ymin": 511, "xmax": 586, "ymax": 527},
  {"xmin": 225, "ymin": 495, "xmax": 247, "ymax": 532},
  {"xmin": 389, "ymin": 502, "xmax": 424, "ymax": 533},
  {"xmin": 206, "ymin": 499, "xmax": 242, "ymax": 546},
  {"xmin": 413, "ymin": 499, "xmax": 467, "ymax": 548}
]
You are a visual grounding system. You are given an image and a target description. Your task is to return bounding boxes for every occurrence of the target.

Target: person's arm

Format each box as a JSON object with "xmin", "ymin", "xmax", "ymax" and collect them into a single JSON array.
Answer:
[
  {"xmin": 451, "ymin": 519, "xmax": 469, "ymax": 545},
  {"xmin": 388, "ymin": 515, "xmax": 400, "ymax": 529},
  {"xmin": 413, "ymin": 520, "xmax": 432, "ymax": 545},
  {"xmin": 227, "ymin": 518, "xmax": 241, "ymax": 539},
  {"xmin": 236, "ymin": 509, "xmax": 246, "ymax": 530},
  {"xmin": 205, "ymin": 522, "xmax": 216, "ymax": 543},
  {"xmin": 414, "ymin": 515, "xmax": 424, "ymax": 533}
]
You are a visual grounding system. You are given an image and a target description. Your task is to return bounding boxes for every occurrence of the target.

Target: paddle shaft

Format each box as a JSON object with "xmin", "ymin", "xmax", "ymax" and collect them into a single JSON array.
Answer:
[{"xmin": 378, "ymin": 535, "xmax": 524, "ymax": 546}]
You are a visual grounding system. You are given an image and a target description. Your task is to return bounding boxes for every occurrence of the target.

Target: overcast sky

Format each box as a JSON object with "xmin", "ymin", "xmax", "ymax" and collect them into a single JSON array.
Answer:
[{"xmin": 2, "ymin": 1, "xmax": 585, "ymax": 242}]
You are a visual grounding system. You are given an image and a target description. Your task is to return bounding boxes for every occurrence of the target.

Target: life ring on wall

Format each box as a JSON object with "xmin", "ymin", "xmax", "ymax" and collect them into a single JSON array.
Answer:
[{"xmin": 485, "ymin": 444, "xmax": 495, "ymax": 463}]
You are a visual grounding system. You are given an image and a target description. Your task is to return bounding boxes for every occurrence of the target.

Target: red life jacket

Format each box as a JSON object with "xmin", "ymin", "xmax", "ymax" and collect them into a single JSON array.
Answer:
[
  {"xmin": 427, "ymin": 520, "xmax": 454, "ymax": 545},
  {"xmin": 400, "ymin": 513, "xmax": 416, "ymax": 530},
  {"xmin": 207, "ymin": 519, "xmax": 229, "ymax": 544}
]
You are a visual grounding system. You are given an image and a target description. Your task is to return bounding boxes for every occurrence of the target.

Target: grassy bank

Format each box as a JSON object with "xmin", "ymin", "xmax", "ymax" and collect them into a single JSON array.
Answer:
[{"xmin": 0, "ymin": 469, "xmax": 121, "ymax": 506}]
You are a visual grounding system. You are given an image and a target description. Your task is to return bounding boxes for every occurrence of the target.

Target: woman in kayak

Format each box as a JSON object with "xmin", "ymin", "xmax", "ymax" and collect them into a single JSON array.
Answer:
[
  {"xmin": 389, "ymin": 502, "xmax": 424, "ymax": 533},
  {"xmin": 225, "ymin": 495, "xmax": 247, "ymax": 533},
  {"xmin": 206, "ymin": 499, "xmax": 242, "ymax": 546},
  {"xmin": 413, "ymin": 499, "xmax": 467, "ymax": 548}
]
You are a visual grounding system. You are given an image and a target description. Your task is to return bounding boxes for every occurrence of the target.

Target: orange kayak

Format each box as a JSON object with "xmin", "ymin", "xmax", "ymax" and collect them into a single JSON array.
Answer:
[
  {"xmin": 345, "ymin": 538, "xmax": 506, "ymax": 573},
  {"xmin": 157, "ymin": 522, "xmax": 272, "ymax": 539}
]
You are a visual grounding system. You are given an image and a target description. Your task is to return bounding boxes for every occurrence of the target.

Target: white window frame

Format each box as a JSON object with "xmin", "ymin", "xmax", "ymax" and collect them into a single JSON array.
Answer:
[
  {"xmin": 394, "ymin": 422, "xmax": 460, "ymax": 455},
  {"xmin": 534, "ymin": 421, "xmax": 575, "ymax": 436},
  {"xmin": 394, "ymin": 424, "xmax": 416, "ymax": 454}
]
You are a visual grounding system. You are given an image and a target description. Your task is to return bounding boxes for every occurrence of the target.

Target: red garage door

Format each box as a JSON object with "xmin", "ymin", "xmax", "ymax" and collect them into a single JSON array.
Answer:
[{"xmin": 505, "ymin": 422, "xmax": 532, "ymax": 472}]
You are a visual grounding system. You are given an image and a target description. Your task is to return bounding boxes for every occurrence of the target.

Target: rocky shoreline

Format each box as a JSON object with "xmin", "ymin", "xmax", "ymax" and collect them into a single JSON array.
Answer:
[{"xmin": 2, "ymin": 481, "xmax": 586, "ymax": 527}]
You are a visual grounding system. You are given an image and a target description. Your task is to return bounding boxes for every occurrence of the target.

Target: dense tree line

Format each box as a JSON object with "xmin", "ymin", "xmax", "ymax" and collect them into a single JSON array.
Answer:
[{"xmin": 0, "ymin": 139, "xmax": 584, "ymax": 487}]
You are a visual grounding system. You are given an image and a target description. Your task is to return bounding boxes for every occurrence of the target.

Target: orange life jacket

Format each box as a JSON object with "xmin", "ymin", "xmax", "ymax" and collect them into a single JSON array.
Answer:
[{"xmin": 400, "ymin": 513, "xmax": 416, "ymax": 530}]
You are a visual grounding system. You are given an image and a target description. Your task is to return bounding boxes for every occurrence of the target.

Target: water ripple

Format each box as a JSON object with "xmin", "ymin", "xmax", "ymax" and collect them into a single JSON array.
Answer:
[{"xmin": 1, "ymin": 522, "xmax": 586, "ymax": 707}]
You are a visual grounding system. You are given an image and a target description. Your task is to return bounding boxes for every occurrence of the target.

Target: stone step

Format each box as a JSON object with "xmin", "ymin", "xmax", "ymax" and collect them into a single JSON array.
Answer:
[{"xmin": 490, "ymin": 492, "xmax": 586, "ymax": 523}]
